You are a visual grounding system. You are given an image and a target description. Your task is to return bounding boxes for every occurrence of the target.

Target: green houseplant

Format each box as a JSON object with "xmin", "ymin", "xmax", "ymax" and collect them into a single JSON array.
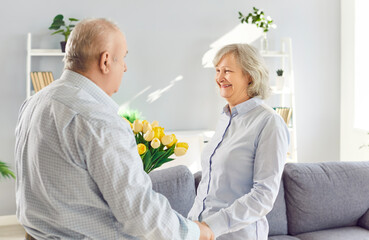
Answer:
[
  {"xmin": 276, "ymin": 69, "xmax": 284, "ymax": 77},
  {"xmin": 238, "ymin": 7, "xmax": 276, "ymax": 51},
  {"xmin": 276, "ymin": 69, "xmax": 285, "ymax": 90},
  {"xmin": 49, "ymin": 14, "xmax": 79, "ymax": 52},
  {"xmin": 0, "ymin": 161, "xmax": 15, "ymax": 180}
]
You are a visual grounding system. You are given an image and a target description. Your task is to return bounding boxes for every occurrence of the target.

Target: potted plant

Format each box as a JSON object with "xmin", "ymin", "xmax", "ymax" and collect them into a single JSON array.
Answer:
[
  {"xmin": 49, "ymin": 14, "xmax": 79, "ymax": 52},
  {"xmin": 276, "ymin": 69, "xmax": 284, "ymax": 90},
  {"xmin": 0, "ymin": 161, "xmax": 15, "ymax": 180},
  {"xmin": 238, "ymin": 7, "xmax": 276, "ymax": 51}
]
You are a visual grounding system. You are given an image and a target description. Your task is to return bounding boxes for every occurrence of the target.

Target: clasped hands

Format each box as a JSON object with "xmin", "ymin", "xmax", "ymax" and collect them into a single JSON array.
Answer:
[{"xmin": 195, "ymin": 221, "xmax": 214, "ymax": 240}]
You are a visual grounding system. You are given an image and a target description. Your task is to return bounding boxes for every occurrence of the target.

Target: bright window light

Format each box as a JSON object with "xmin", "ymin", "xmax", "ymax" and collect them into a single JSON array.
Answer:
[{"xmin": 354, "ymin": 0, "xmax": 369, "ymax": 131}]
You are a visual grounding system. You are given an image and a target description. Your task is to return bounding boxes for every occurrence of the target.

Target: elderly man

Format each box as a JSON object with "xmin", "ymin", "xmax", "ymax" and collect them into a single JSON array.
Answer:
[{"xmin": 15, "ymin": 18, "xmax": 213, "ymax": 240}]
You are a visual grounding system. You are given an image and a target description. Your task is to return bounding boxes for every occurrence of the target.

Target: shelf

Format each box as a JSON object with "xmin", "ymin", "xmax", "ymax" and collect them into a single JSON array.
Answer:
[
  {"xmin": 260, "ymin": 50, "xmax": 289, "ymax": 57},
  {"xmin": 30, "ymin": 49, "xmax": 65, "ymax": 56},
  {"xmin": 271, "ymin": 86, "xmax": 292, "ymax": 94},
  {"xmin": 261, "ymin": 38, "xmax": 297, "ymax": 162}
]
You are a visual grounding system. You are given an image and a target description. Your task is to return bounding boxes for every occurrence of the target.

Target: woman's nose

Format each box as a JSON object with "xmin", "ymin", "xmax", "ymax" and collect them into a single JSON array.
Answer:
[{"xmin": 217, "ymin": 72, "xmax": 225, "ymax": 82}]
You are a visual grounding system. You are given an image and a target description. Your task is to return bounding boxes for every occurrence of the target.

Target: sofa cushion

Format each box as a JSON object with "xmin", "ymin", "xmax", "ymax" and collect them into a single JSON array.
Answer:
[
  {"xmin": 283, "ymin": 161, "xmax": 369, "ymax": 235},
  {"xmin": 268, "ymin": 235, "xmax": 300, "ymax": 240},
  {"xmin": 295, "ymin": 226, "xmax": 369, "ymax": 240},
  {"xmin": 267, "ymin": 180, "xmax": 288, "ymax": 236},
  {"xmin": 358, "ymin": 208, "xmax": 369, "ymax": 230},
  {"xmin": 149, "ymin": 165, "xmax": 196, "ymax": 217}
]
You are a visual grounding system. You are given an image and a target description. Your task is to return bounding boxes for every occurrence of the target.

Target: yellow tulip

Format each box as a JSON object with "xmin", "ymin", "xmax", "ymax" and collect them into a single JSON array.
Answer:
[
  {"xmin": 167, "ymin": 134, "xmax": 178, "ymax": 147},
  {"xmin": 142, "ymin": 121, "xmax": 152, "ymax": 134},
  {"xmin": 144, "ymin": 129, "xmax": 155, "ymax": 142},
  {"xmin": 133, "ymin": 120, "xmax": 143, "ymax": 133},
  {"xmin": 161, "ymin": 135, "xmax": 173, "ymax": 146},
  {"xmin": 137, "ymin": 143, "xmax": 147, "ymax": 155},
  {"xmin": 176, "ymin": 142, "xmax": 189, "ymax": 150},
  {"xmin": 150, "ymin": 138, "xmax": 161, "ymax": 149},
  {"xmin": 153, "ymin": 127, "xmax": 165, "ymax": 140},
  {"xmin": 174, "ymin": 147, "xmax": 187, "ymax": 156},
  {"xmin": 151, "ymin": 120, "xmax": 159, "ymax": 128}
]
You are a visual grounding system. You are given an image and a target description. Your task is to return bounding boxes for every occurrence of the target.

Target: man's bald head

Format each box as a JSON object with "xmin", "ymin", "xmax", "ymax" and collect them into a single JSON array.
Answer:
[{"xmin": 63, "ymin": 18, "xmax": 121, "ymax": 73}]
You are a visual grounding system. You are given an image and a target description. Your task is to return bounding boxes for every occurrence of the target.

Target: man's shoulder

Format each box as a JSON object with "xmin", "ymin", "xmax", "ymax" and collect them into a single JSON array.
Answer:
[{"xmin": 44, "ymin": 82, "xmax": 122, "ymax": 128}]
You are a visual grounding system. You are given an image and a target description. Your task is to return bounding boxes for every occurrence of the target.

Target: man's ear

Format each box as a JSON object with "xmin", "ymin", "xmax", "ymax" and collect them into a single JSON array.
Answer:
[{"xmin": 99, "ymin": 51, "xmax": 111, "ymax": 74}]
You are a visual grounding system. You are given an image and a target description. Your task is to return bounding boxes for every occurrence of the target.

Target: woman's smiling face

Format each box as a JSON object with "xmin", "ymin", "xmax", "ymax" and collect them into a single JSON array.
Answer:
[{"xmin": 215, "ymin": 53, "xmax": 251, "ymax": 108}]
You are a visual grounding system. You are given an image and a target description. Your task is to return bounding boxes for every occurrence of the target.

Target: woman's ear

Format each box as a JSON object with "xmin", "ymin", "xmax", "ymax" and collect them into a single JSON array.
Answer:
[
  {"xmin": 99, "ymin": 51, "xmax": 111, "ymax": 74},
  {"xmin": 246, "ymin": 73, "xmax": 252, "ymax": 85}
]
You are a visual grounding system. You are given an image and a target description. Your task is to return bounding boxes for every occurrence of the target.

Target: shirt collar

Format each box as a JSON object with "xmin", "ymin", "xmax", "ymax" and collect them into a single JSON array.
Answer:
[
  {"xmin": 222, "ymin": 97, "xmax": 263, "ymax": 117},
  {"xmin": 60, "ymin": 70, "xmax": 119, "ymax": 113}
]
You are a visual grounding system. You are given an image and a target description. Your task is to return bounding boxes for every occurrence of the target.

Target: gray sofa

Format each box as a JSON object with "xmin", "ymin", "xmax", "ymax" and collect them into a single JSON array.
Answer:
[{"xmin": 149, "ymin": 161, "xmax": 369, "ymax": 240}]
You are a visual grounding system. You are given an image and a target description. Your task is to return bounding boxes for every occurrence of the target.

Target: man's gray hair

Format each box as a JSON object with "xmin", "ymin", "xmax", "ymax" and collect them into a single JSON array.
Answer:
[
  {"xmin": 213, "ymin": 43, "xmax": 271, "ymax": 99},
  {"xmin": 63, "ymin": 18, "xmax": 120, "ymax": 72}
]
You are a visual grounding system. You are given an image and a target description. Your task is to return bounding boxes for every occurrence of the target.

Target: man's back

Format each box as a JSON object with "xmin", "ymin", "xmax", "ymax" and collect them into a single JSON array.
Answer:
[
  {"xmin": 15, "ymin": 71, "xmax": 130, "ymax": 239},
  {"xmin": 15, "ymin": 70, "xmax": 199, "ymax": 239}
]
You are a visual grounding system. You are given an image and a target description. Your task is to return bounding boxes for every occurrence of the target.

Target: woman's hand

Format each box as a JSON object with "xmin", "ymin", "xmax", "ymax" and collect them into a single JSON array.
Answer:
[{"xmin": 194, "ymin": 221, "xmax": 214, "ymax": 240}]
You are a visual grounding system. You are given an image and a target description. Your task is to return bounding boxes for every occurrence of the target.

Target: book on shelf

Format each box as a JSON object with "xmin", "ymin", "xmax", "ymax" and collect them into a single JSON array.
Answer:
[
  {"xmin": 273, "ymin": 107, "xmax": 292, "ymax": 126},
  {"xmin": 30, "ymin": 71, "xmax": 55, "ymax": 93}
]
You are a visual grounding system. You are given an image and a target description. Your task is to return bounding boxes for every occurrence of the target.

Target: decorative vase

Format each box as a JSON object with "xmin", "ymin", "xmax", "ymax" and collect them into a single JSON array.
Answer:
[
  {"xmin": 60, "ymin": 41, "xmax": 66, "ymax": 53},
  {"xmin": 260, "ymin": 33, "xmax": 268, "ymax": 51},
  {"xmin": 276, "ymin": 76, "xmax": 285, "ymax": 90}
]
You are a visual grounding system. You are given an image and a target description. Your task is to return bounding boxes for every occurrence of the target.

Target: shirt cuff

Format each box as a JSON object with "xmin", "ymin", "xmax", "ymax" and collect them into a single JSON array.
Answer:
[
  {"xmin": 202, "ymin": 211, "xmax": 228, "ymax": 238},
  {"xmin": 187, "ymin": 219, "xmax": 200, "ymax": 239}
]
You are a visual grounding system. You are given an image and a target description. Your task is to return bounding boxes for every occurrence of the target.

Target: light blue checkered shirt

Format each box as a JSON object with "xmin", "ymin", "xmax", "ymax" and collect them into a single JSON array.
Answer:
[
  {"xmin": 15, "ymin": 70, "xmax": 199, "ymax": 240},
  {"xmin": 188, "ymin": 97, "xmax": 289, "ymax": 240}
]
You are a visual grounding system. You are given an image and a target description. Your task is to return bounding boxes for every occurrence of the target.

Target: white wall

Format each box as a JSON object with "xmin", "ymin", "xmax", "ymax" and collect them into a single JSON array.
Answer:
[{"xmin": 0, "ymin": 0, "xmax": 341, "ymax": 216}]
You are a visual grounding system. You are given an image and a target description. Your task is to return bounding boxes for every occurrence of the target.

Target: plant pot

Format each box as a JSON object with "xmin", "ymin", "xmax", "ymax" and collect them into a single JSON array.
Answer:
[
  {"xmin": 60, "ymin": 41, "xmax": 66, "ymax": 53},
  {"xmin": 276, "ymin": 76, "xmax": 285, "ymax": 90}
]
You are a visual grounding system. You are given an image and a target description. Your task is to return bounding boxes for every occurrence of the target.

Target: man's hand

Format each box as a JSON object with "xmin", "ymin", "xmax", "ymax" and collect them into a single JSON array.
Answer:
[{"xmin": 194, "ymin": 221, "xmax": 214, "ymax": 240}]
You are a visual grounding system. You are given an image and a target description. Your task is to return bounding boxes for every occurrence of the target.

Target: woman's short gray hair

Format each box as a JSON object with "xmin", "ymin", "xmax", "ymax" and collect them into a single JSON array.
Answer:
[
  {"xmin": 213, "ymin": 43, "xmax": 271, "ymax": 99},
  {"xmin": 64, "ymin": 18, "xmax": 120, "ymax": 72}
]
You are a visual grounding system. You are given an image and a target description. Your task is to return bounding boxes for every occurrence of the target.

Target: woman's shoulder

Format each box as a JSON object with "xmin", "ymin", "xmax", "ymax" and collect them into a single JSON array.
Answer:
[{"xmin": 253, "ymin": 103, "xmax": 286, "ymax": 127}]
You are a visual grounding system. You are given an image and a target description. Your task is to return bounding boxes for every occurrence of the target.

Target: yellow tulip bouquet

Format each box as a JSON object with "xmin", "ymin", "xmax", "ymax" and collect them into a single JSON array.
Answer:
[{"xmin": 124, "ymin": 119, "xmax": 189, "ymax": 173}]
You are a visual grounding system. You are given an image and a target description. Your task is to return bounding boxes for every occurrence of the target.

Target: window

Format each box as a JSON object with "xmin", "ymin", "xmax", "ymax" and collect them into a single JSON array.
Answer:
[{"xmin": 354, "ymin": 0, "xmax": 369, "ymax": 131}]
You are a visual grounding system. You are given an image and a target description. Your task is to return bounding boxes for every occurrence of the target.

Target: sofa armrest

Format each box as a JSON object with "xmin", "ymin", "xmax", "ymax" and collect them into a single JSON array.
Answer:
[
  {"xmin": 358, "ymin": 209, "xmax": 369, "ymax": 230},
  {"xmin": 149, "ymin": 165, "xmax": 196, "ymax": 217}
]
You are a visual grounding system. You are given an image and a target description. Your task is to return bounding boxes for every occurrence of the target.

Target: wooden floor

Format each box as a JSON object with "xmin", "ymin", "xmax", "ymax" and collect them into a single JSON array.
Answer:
[{"xmin": 0, "ymin": 215, "xmax": 25, "ymax": 240}]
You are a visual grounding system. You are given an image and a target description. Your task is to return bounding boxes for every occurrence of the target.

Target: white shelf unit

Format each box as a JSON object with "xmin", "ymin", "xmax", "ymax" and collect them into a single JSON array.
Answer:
[
  {"xmin": 260, "ymin": 38, "xmax": 297, "ymax": 162},
  {"xmin": 26, "ymin": 33, "xmax": 65, "ymax": 98}
]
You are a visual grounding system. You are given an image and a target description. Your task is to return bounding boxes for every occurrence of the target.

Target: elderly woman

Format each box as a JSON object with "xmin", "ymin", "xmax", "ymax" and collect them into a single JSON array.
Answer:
[{"xmin": 188, "ymin": 43, "xmax": 289, "ymax": 240}]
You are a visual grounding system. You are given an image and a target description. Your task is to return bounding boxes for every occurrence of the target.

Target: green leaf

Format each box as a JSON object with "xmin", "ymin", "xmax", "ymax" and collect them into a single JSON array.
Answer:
[
  {"xmin": 0, "ymin": 161, "xmax": 15, "ymax": 180},
  {"xmin": 69, "ymin": 18, "xmax": 79, "ymax": 22},
  {"xmin": 143, "ymin": 150, "xmax": 152, "ymax": 172},
  {"xmin": 49, "ymin": 18, "xmax": 65, "ymax": 28},
  {"xmin": 51, "ymin": 29, "xmax": 65, "ymax": 35},
  {"xmin": 153, "ymin": 158, "xmax": 174, "ymax": 170},
  {"xmin": 53, "ymin": 14, "xmax": 64, "ymax": 21}
]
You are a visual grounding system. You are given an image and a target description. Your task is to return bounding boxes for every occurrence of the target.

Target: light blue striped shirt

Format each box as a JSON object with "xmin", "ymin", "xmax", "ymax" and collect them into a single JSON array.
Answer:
[
  {"xmin": 15, "ymin": 70, "xmax": 199, "ymax": 240},
  {"xmin": 188, "ymin": 97, "xmax": 289, "ymax": 240}
]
